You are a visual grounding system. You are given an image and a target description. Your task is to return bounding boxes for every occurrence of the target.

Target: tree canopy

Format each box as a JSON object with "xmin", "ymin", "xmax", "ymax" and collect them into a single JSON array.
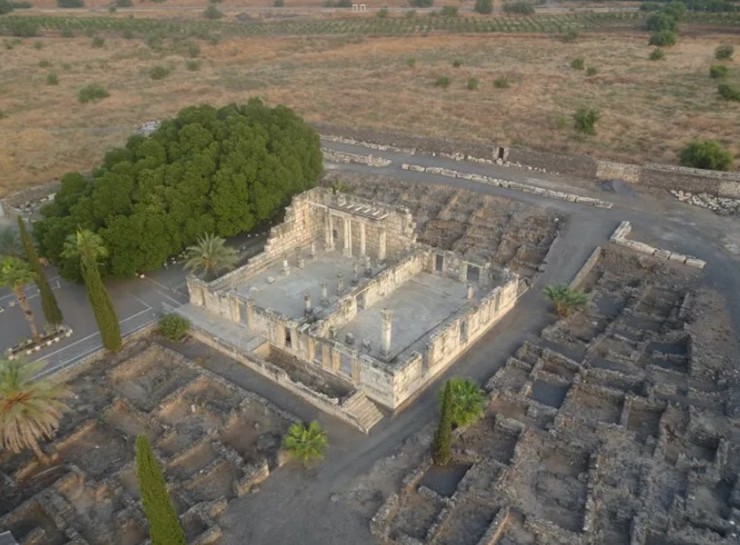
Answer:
[{"xmin": 35, "ymin": 100, "xmax": 322, "ymax": 279}]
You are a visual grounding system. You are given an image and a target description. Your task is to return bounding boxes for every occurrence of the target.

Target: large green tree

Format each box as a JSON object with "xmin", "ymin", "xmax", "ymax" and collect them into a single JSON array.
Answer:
[
  {"xmin": 35, "ymin": 100, "xmax": 322, "ymax": 280},
  {"xmin": 440, "ymin": 378, "xmax": 486, "ymax": 428},
  {"xmin": 62, "ymin": 229, "xmax": 121, "ymax": 351},
  {"xmin": 0, "ymin": 224, "xmax": 22, "ymax": 257},
  {"xmin": 135, "ymin": 435, "xmax": 187, "ymax": 545},
  {"xmin": 0, "ymin": 256, "xmax": 41, "ymax": 342},
  {"xmin": 18, "ymin": 217, "xmax": 63, "ymax": 326},
  {"xmin": 0, "ymin": 358, "xmax": 71, "ymax": 464},
  {"xmin": 282, "ymin": 421, "xmax": 328, "ymax": 467},
  {"xmin": 433, "ymin": 381, "xmax": 453, "ymax": 466}
]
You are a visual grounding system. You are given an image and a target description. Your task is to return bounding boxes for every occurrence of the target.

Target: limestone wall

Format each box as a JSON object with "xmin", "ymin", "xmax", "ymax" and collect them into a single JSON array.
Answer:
[
  {"xmin": 360, "ymin": 251, "xmax": 428, "ymax": 309},
  {"xmin": 638, "ymin": 163, "xmax": 740, "ymax": 197}
]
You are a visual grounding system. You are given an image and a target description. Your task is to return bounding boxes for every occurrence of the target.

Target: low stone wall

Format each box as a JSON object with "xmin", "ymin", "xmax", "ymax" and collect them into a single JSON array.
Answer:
[
  {"xmin": 569, "ymin": 247, "xmax": 603, "ymax": 290},
  {"xmin": 638, "ymin": 163, "xmax": 740, "ymax": 198},
  {"xmin": 507, "ymin": 147, "xmax": 598, "ymax": 179},
  {"xmin": 609, "ymin": 220, "xmax": 706, "ymax": 269},
  {"xmin": 321, "ymin": 148, "xmax": 391, "ymax": 168}
]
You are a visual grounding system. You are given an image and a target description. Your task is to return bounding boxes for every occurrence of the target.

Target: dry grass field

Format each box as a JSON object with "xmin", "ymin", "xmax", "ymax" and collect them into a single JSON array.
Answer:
[{"xmin": 0, "ymin": 24, "xmax": 738, "ymax": 196}]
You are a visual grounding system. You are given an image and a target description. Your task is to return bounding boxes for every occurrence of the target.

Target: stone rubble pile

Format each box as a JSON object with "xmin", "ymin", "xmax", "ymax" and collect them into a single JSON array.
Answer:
[
  {"xmin": 322, "ymin": 148, "xmax": 392, "ymax": 167},
  {"xmin": 670, "ymin": 190, "xmax": 740, "ymax": 216}
]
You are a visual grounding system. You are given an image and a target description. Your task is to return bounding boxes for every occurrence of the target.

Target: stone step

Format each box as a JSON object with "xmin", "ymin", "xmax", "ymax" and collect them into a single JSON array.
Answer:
[{"xmin": 342, "ymin": 392, "xmax": 384, "ymax": 432}]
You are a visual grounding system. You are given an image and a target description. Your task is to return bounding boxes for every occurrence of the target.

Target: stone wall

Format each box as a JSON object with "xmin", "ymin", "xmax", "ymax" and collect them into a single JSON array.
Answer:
[
  {"xmin": 506, "ymin": 148, "xmax": 598, "ymax": 179},
  {"xmin": 638, "ymin": 163, "xmax": 740, "ymax": 197}
]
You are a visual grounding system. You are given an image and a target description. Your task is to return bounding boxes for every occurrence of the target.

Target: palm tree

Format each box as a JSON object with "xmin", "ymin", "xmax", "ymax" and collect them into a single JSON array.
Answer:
[
  {"xmin": 184, "ymin": 233, "xmax": 237, "ymax": 281},
  {"xmin": 0, "ymin": 358, "xmax": 71, "ymax": 464},
  {"xmin": 0, "ymin": 224, "xmax": 22, "ymax": 257},
  {"xmin": 543, "ymin": 284, "xmax": 588, "ymax": 318},
  {"xmin": 62, "ymin": 229, "xmax": 121, "ymax": 351},
  {"xmin": 0, "ymin": 256, "xmax": 41, "ymax": 342},
  {"xmin": 282, "ymin": 421, "xmax": 328, "ymax": 467},
  {"xmin": 439, "ymin": 377, "xmax": 487, "ymax": 428}
]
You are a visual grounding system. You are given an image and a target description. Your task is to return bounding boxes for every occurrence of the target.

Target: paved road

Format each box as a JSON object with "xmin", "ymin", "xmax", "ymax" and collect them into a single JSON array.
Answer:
[{"xmin": 2, "ymin": 140, "xmax": 738, "ymax": 544}]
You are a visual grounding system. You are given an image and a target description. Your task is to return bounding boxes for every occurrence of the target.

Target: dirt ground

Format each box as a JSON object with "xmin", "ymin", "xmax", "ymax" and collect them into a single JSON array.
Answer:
[
  {"xmin": 0, "ymin": 339, "xmax": 298, "ymax": 545},
  {"xmin": 368, "ymin": 244, "xmax": 740, "ymax": 545},
  {"xmin": 1, "ymin": 25, "xmax": 738, "ymax": 197}
]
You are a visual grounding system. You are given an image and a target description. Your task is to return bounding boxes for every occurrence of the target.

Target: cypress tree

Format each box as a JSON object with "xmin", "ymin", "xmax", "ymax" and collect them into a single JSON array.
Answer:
[
  {"xmin": 17, "ymin": 217, "xmax": 63, "ymax": 326},
  {"xmin": 135, "ymin": 435, "xmax": 187, "ymax": 545},
  {"xmin": 433, "ymin": 380, "xmax": 453, "ymax": 466},
  {"xmin": 82, "ymin": 259, "xmax": 121, "ymax": 351}
]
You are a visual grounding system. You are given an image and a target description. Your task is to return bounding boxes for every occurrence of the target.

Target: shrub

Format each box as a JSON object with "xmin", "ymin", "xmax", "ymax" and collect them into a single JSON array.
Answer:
[
  {"xmin": 646, "ymin": 12, "xmax": 678, "ymax": 31},
  {"xmin": 187, "ymin": 43, "xmax": 200, "ymax": 58},
  {"xmin": 439, "ymin": 378, "xmax": 486, "ymax": 428},
  {"xmin": 709, "ymin": 64, "xmax": 728, "ymax": 78},
  {"xmin": 679, "ymin": 140, "xmax": 732, "ymax": 171},
  {"xmin": 649, "ymin": 48, "xmax": 665, "ymax": 60},
  {"xmin": 441, "ymin": 5, "xmax": 457, "ymax": 16},
  {"xmin": 39, "ymin": 59, "xmax": 51, "ymax": 68},
  {"xmin": 432, "ymin": 381, "xmax": 453, "ymax": 465},
  {"xmin": 186, "ymin": 59, "xmax": 200, "ymax": 71},
  {"xmin": 715, "ymin": 44, "xmax": 734, "ymax": 60},
  {"xmin": 149, "ymin": 65, "xmax": 171, "ymax": 80},
  {"xmin": 573, "ymin": 107, "xmax": 600, "ymax": 136},
  {"xmin": 543, "ymin": 284, "xmax": 588, "ymax": 316},
  {"xmin": 91, "ymin": 35, "xmax": 105, "ymax": 48},
  {"xmin": 571, "ymin": 57, "xmax": 585, "ymax": 70},
  {"xmin": 62, "ymin": 63, "xmax": 71, "ymax": 70},
  {"xmin": 6, "ymin": 20, "xmax": 38, "ymax": 37},
  {"xmin": 493, "ymin": 76, "xmax": 510, "ymax": 88},
  {"xmin": 78, "ymin": 83, "xmax": 109, "ymax": 103},
  {"xmin": 586, "ymin": 66, "xmax": 598, "ymax": 76},
  {"xmin": 0, "ymin": 109, "xmax": 5, "ymax": 119},
  {"xmin": 61, "ymin": 28, "xmax": 74, "ymax": 38},
  {"xmin": 503, "ymin": 1, "xmax": 534, "ymax": 14},
  {"xmin": 376, "ymin": 6, "xmax": 388, "ymax": 17},
  {"xmin": 282, "ymin": 422, "xmax": 328, "ymax": 467},
  {"xmin": 116, "ymin": 0, "xmax": 133, "ymax": 6},
  {"xmin": 718, "ymin": 83, "xmax": 740, "ymax": 101},
  {"xmin": 122, "ymin": 29, "xmax": 134, "ymax": 39},
  {"xmin": 33, "ymin": 40, "xmax": 43, "ymax": 50},
  {"xmin": 203, "ymin": 5, "xmax": 223, "ymax": 18},
  {"xmin": 146, "ymin": 35, "xmax": 163, "ymax": 50},
  {"xmin": 452, "ymin": 59, "xmax": 462, "ymax": 68},
  {"xmin": 56, "ymin": 0, "xmax": 84, "ymax": 7},
  {"xmin": 0, "ymin": 0, "xmax": 13, "ymax": 14},
  {"xmin": 409, "ymin": 0, "xmax": 432, "ymax": 6},
  {"xmin": 474, "ymin": 0, "xmax": 493, "ymax": 14},
  {"xmin": 435, "ymin": 75, "xmax": 451, "ymax": 88},
  {"xmin": 405, "ymin": 9, "xmax": 416, "ymax": 17},
  {"xmin": 406, "ymin": 57, "xmax": 416, "ymax": 68},
  {"xmin": 561, "ymin": 29, "xmax": 579, "ymax": 43},
  {"xmin": 466, "ymin": 77, "xmax": 478, "ymax": 90},
  {"xmin": 158, "ymin": 314, "xmax": 190, "ymax": 341},
  {"xmin": 274, "ymin": 0, "xmax": 284, "ymax": 5},
  {"xmin": 46, "ymin": 73, "xmax": 59, "ymax": 85},
  {"xmin": 649, "ymin": 30, "xmax": 677, "ymax": 47}
]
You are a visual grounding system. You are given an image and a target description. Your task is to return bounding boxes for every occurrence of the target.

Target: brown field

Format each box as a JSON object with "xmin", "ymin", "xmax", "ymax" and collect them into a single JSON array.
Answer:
[{"xmin": 0, "ymin": 25, "xmax": 738, "ymax": 196}]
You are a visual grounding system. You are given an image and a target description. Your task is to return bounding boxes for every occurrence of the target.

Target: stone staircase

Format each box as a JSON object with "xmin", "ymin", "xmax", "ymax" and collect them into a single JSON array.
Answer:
[{"xmin": 341, "ymin": 392, "xmax": 384, "ymax": 433}]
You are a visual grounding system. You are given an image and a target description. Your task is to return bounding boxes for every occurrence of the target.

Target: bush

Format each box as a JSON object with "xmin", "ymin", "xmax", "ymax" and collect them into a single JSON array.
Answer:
[
  {"xmin": 158, "ymin": 314, "xmax": 190, "ymax": 341},
  {"xmin": 709, "ymin": 64, "xmax": 728, "ymax": 78},
  {"xmin": 440, "ymin": 5, "xmax": 457, "ymax": 16},
  {"xmin": 116, "ymin": 0, "xmax": 133, "ymax": 6},
  {"xmin": 679, "ymin": 140, "xmax": 732, "ymax": 171},
  {"xmin": 543, "ymin": 284, "xmax": 588, "ymax": 316},
  {"xmin": 282, "ymin": 422, "xmax": 328, "ymax": 467},
  {"xmin": 186, "ymin": 59, "xmax": 200, "ymax": 71},
  {"xmin": 503, "ymin": 1, "xmax": 534, "ymax": 14},
  {"xmin": 435, "ymin": 75, "xmax": 451, "ymax": 88},
  {"xmin": 571, "ymin": 57, "xmax": 585, "ymax": 70},
  {"xmin": 149, "ymin": 65, "xmax": 171, "ymax": 80},
  {"xmin": 586, "ymin": 66, "xmax": 598, "ymax": 76},
  {"xmin": 376, "ymin": 6, "xmax": 388, "ymax": 17},
  {"xmin": 474, "ymin": 0, "xmax": 493, "ymax": 14},
  {"xmin": 439, "ymin": 378, "xmax": 486, "ymax": 428},
  {"xmin": 432, "ymin": 381, "xmax": 453, "ymax": 465},
  {"xmin": 573, "ymin": 107, "xmax": 600, "ymax": 136},
  {"xmin": 33, "ymin": 40, "xmax": 43, "ymax": 50},
  {"xmin": 187, "ymin": 43, "xmax": 200, "ymax": 58},
  {"xmin": 46, "ymin": 73, "xmax": 59, "ymax": 85},
  {"xmin": 649, "ymin": 30, "xmax": 677, "ymax": 46},
  {"xmin": 406, "ymin": 57, "xmax": 416, "ymax": 68},
  {"xmin": 718, "ymin": 83, "xmax": 740, "ymax": 101},
  {"xmin": 61, "ymin": 28, "xmax": 74, "ymax": 38},
  {"xmin": 646, "ymin": 12, "xmax": 678, "ymax": 31},
  {"xmin": 409, "ymin": 0, "xmax": 432, "ymax": 6},
  {"xmin": 405, "ymin": 9, "xmax": 416, "ymax": 17},
  {"xmin": 91, "ymin": 35, "xmax": 105, "ymax": 48},
  {"xmin": 56, "ymin": 0, "xmax": 84, "ymax": 6},
  {"xmin": 561, "ymin": 29, "xmax": 579, "ymax": 43},
  {"xmin": 274, "ymin": 0, "xmax": 284, "ymax": 5},
  {"xmin": 493, "ymin": 76, "xmax": 510, "ymax": 88},
  {"xmin": 78, "ymin": 83, "xmax": 109, "ymax": 104},
  {"xmin": 649, "ymin": 48, "xmax": 665, "ymax": 60},
  {"xmin": 0, "ymin": 109, "xmax": 5, "ymax": 119},
  {"xmin": 452, "ymin": 59, "xmax": 462, "ymax": 68},
  {"xmin": 39, "ymin": 59, "xmax": 52, "ymax": 68},
  {"xmin": 0, "ymin": 0, "xmax": 13, "ymax": 14},
  {"xmin": 6, "ymin": 20, "xmax": 38, "ymax": 37},
  {"xmin": 715, "ymin": 44, "xmax": 734, "ymax": 60},
  {"xmin": 466, "ymin": 77, "xmax": 478, "ymax": 90},
  {"xmin": 122, "ymin": 29, "xmax": 134, "ymax": 39},
  {"xmin": 203, "ymin": 5, "xmax": 223, "ymax": 18}
]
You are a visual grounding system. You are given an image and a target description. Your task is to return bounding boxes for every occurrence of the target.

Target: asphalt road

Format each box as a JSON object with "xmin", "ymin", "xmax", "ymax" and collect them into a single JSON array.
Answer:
[{"xmin": 1, "ymin": 139, "xmax": 738, "ymax": 544}]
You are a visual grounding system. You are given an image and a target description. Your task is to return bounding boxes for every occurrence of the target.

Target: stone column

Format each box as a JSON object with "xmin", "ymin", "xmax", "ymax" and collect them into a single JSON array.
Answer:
[
  {"xmin": 359, "ymin": 222, "xmax": 366, "ymax": 256},
  {"xmin": 326, "ymin": 214, "xmax": 335, "ymax": 250},
  {"xmin": 310, "ymin": 242, "xmax": 316, "ymax": 259},
  {"xmin": 459, "ymin": 262, "xmax": 468, "ymax": 283},
  {"xmin": 304, "ymin": 292, "xmax": 313, "ymax": 317},
  {"xmin": 245, "ymin": 298, "xmax": 255, "ymax": 329},
  {"xmin": 352, "ymin": 263, "xmax": 359, "ymax": 285},
  {"xmin": 282, "ymin": 258, "xmax": 290, "ymax": 276},
  {"xmin": 467, "ymin": 284, "xmax": 475, "ymax": 301},
  {"xmin": 337, "ymin": 274, "xmax": 344, "ymax": 295},
  {"xmin": 378, "ymin": 229, "xmax": 387, "ymax": 262},
  {"xmin": 344, "ymin": 217, "xmax": 353, "ymax": 257},
  {"xmin": 320, "ymin": 282, "xmax": 329, "ymax": 306},
  {"xmin": 381, "ymin": 308, "xmax": 392, "ymax": 358}
]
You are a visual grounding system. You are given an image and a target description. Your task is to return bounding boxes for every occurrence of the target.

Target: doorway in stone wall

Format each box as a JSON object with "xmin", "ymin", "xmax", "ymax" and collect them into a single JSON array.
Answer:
[
  {"xmin": 466, "ymin": 265, "xmax": 480, "ymax": 284},
  {"xmin": 435, "ymin": 254, "xmax": 444, "ymax": 273}
]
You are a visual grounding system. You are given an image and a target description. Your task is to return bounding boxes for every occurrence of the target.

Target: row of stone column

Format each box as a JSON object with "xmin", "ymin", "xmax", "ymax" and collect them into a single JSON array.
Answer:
[{"xmin": 326, "ymin": 213, "xmax": 386, "ymax": 261}]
